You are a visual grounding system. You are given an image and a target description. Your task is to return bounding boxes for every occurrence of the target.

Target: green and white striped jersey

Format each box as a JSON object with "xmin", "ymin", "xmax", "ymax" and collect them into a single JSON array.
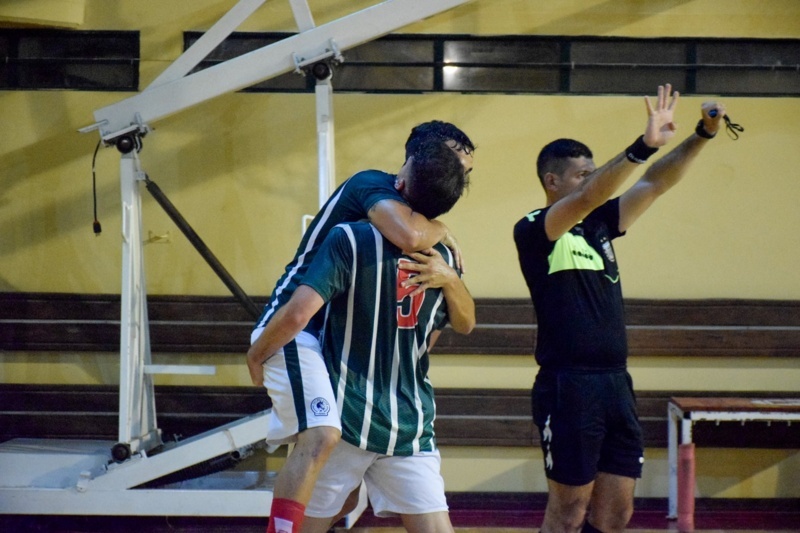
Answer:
[{"xmin": 301, "ymin": 222, "xmax": 453, "ymax": 456}]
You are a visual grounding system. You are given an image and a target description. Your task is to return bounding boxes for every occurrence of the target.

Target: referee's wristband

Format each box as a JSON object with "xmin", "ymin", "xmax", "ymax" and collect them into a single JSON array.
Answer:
[
  {"xmin": 695, "ymin": 119, "xmax": 716, "ymax": 139},
  {"xmin": 625, "ymin": 135, "xmax": 659, "ymax": 164}
]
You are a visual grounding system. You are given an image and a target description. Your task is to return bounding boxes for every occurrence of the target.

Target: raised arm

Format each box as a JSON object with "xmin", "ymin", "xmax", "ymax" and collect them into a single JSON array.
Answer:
[
  {"xmin": 401, "ymin": 248, "xmax": 475, "ymax": 334},
  {"xmin": 246, "ymin": 285, "xmax": 325, "ymax": 386},
  {"xmin": 618, "ymin": 101, "xmax": 726, "ymax": 232},
  {"xmin": 544, "ymin": 84, "xmax": 680, "ymax": 241}
]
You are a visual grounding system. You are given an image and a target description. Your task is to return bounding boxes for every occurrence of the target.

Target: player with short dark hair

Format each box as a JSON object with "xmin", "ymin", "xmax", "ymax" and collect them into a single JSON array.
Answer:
[
  {"xmin": 248, "ymin": 122, "xmax": 474, "ymax": 533},
  {"xmin": 250, "ymin": 220, "xmax": 473, "ymax": 532},
  {"xmin": 514, "ymin": 85, "xmax": 727, "ymax": 533}
]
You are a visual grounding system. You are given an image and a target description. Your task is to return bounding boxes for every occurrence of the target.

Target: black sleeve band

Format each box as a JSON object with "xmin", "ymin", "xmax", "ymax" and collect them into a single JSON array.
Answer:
[
  {"xmin": 625, "ymin": 135, "xmax": 659, "ymax": 164},
  {"xmin": 695, "ymin": 119, "xmax": 716, "ymax": 139}
]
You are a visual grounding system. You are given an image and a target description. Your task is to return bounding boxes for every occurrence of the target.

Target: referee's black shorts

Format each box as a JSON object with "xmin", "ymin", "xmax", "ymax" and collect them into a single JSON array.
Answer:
[{"xmin": 531, "ymin": 367, "xmax": 644, "ymax": 486}]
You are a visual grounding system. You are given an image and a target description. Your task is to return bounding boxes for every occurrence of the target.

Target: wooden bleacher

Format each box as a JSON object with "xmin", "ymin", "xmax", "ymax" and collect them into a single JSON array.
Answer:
[
  {"xmin": 1, "ymin": 292, "xmax": 799, "ymax": 448},
  {"xmin": 1, "ymin": 384, "xmax": 800, "ymax": 449}
]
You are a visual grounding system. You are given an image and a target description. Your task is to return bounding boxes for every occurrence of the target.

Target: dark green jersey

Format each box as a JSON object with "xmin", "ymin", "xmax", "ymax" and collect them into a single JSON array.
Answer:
[
  {"xmin": 301, "ymin": 222, "xmax": 452, "ymax": 456},
  {"xmin": 254, "ymin": 170, "xmax": 403, "ymax": 337}
]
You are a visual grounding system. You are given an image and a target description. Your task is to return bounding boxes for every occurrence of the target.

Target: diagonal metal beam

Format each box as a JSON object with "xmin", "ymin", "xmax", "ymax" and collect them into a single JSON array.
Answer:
[
  {"xmin": 288, "ymin": 0, "xmax": 315, "ymax": 31},
  {"xmin": 146, "ymin": 0, "xmax": 268, "ymax": 90},
  {"xmin": 89, "ymin": 0, "xmax": 469, "ymax": 140}
]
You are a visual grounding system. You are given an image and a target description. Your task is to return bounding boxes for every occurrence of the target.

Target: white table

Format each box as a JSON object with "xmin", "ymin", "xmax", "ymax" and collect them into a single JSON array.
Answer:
[{"xmin": 667, "ymin": 397, "xmax": 800, "ymax": 528}]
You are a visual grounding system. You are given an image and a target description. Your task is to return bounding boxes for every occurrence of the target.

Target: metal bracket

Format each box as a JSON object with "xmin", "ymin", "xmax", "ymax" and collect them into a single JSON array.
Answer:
[{"xmin": 293, "ymin": 38, "xmax": 344, "ymax": 74}]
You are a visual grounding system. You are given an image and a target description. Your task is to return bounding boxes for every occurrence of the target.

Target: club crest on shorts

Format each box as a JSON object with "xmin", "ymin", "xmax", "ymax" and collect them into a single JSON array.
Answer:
[{"xmin": 310, "ymin": 397, "xmax": 330, "ymax": 416}]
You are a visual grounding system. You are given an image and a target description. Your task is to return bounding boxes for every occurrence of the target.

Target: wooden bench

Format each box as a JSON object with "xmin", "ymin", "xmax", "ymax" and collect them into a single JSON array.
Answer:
[
  {"xmin": 3, "ymin": 292, "xmax": 799, "ymax": 445},
  {"xmin": 667, "ymin": 396, "xmax": 800, "ymax": 530},
  {"xmin": 2, "ymin": 384, "xmax": 799, "ymax": 451},
  {"xmin": 2, "ymin": 292, "xmax": 799, "ymax": 448},
  {"xmin": 2, "ymin": 292, "xmax": 799, "ymax": 519},
  {"xmin": 2, "ymin": 292, "xmax": 799, "ymax": 357}
]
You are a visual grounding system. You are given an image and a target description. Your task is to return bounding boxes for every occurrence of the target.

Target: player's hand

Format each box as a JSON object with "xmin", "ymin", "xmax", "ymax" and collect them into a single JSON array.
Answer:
[
  {"xmin": 439, "ymin": 229, "xmax": 464, "ymax": 273},
  {"xmin": 642, "ymin": 84, "xmax": 679, "ymax": 148},
  {"xmin": 400, "ymin": 248, "xmax": 459, "ymax": 297},
  {"xmin": 700, "ymin": 101, "xmax": 726, "ymax": 137}
]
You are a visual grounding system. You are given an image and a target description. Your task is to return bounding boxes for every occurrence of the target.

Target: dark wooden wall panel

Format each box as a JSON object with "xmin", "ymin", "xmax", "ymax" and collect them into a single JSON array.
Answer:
[
  {"xmin": 2, "ymin": 293, "xmax": 799, "ymax": 357},
  {"xmin": 2, "ymin": 385, "xmax": 798, "ymax": 450}
]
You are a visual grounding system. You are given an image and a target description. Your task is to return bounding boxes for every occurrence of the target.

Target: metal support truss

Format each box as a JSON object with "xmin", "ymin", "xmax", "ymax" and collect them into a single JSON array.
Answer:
[{"xmin": 1, "ymin": 0, "xmax": 469, "ymax": 520}]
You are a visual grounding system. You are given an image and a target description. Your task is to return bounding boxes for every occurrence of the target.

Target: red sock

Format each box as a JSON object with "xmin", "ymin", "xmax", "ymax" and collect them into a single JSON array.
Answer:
[{"xmin": 267, "ymin": 498, "xmax": 306, "ymax": 533}]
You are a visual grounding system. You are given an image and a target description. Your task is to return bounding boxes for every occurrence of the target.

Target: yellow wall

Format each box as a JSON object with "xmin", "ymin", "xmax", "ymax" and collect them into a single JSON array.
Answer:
[
  {"xmin": 1, "ymin": 0, "xmax": 799, "ymax": 499},
  {"xmin": 439, "ymin": 447, "xmax": 800, "ymax": 498},
  {"xmin": 4, "ymin": 91, "xmax": 800, "ymax": 299},
  {"xmin": 0, "ymin": 0, "xmax": 85, "ymax": 28}
]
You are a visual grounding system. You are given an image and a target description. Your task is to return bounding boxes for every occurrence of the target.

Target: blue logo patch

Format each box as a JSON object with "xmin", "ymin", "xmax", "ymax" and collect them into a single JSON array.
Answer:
[{"xmin": 311, "ymin": 397, "xmax": 330, "ymax": 416}]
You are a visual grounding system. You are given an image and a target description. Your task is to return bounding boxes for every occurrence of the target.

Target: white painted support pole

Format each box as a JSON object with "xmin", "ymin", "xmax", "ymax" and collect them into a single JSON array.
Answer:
[
  {"xmin": 667, "ymin": 403, "xmax": 679, "ymax": 519},
  {"xmin": 315, "ymin": 79, "xmax": 336, "ymax": 208},
  {"xmin": 118, "ymin": 151, "xmax": 161, "ymax": 455}
]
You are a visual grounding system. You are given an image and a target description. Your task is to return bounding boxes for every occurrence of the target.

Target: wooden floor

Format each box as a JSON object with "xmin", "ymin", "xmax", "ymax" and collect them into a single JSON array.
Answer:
[
  {"xmin": 343, "ymin": 530, "xmax": 796, "ymax": 533},
  {"xmin": 0, "ymin": 522, "xmax": 796, "ymax": 532},
  {"xmin": 373, "ymin": 529, "xmax": 796, "ymax": 533},
  {"xmin": 0, "ymin": 522, "xmax": 795, "ymax": 533},
  {"xmin": 336, "ymin": 496, "xmax": 800, "ymax": 533},
  {"xmin": 3, "ymin": 509, "xmax": 799, "ymax": 533},
  {"xmin": 2, "ymin": 497, "xmax": 798, "ymax": 532}
]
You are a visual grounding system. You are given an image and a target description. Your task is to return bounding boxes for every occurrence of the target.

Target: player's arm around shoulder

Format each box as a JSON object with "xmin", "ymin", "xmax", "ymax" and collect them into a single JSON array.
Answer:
[{"xmin": 369, "ymin": 199, "xmax": 448, "ymax": 253}]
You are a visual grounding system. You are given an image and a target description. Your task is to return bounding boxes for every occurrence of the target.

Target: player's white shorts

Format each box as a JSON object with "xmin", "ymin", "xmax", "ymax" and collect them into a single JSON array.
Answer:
[
  {"xmin": 251, "ymin": 330, "xmax": 341, "ymax": 446},
  {"xmin": 305, "ymin": 440, "xmax": 448, "ymax": 518}
]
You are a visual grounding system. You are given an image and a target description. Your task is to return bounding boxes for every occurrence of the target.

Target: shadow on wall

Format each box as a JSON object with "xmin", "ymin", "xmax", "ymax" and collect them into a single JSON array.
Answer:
[
  {"xmin": 696, "ymin": 448, "xmax": 800, "ymax": 498},
  {"xmin": 0, "ymin": 91, "xmax": 318, "ymax": 257}
]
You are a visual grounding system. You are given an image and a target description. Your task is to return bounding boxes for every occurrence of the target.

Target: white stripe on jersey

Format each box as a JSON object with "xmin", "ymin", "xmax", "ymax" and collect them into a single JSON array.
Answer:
[
  {"xmin": 411, "ymin": 337, "xmax": 422, "ymax": 454},
  {"xmin": 414, "ymin": 242, "xmax": 452, "ymax": 359},
  {"xmin": 335, "ymin": 224, "xmax": 358, "ymax": 420},
  {"xmin": 257, "ymin": 181, "xmax": 351, "ymax": 328},
  {"xmin": 386, "ymin": 331, "xmax": 401, "ymax": 455},
  {"xmin": 413, "ymin": 289, "xmax": 446, "ymax": 453},
  {"xmin": 358, "ymin": 226, "xmax": 384, "ymax": 449},
  {"xmin": 410, "ymin": 246, "xmax": 452, "ymax": 452}
]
